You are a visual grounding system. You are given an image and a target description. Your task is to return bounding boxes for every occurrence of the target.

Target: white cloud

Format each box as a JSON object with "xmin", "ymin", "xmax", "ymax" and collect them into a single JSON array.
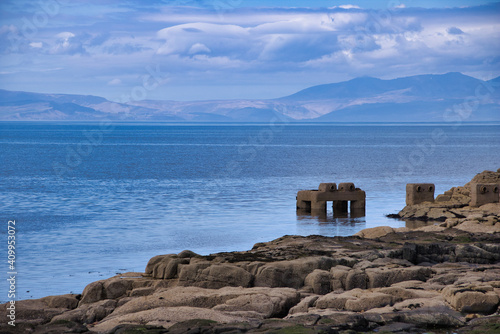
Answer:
[
  {"xmin": 338, "ymin": 5, "xmax": 361, "ymax": 9},
  {"xmin": 188, "ymin": 43, "xmax": 211, "ymax": 54},
  {"xmin": 2, "ymin": 2, "xmax": 499, "ymax": 100},
  {"xmin": 50, "ymin": 31, "xmax": 86, "ymax": 55},
  {"xmin": 107, "ymin": 78, "xmax": 122, "ymax": 85},
  {"xmin": 56, "ymin": 32, "xmax": 75, "ymax": 47}
]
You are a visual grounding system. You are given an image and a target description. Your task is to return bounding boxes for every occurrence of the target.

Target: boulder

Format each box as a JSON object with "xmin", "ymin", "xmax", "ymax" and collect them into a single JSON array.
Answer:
[
  {"xmin": 178, "ymin": 263, "xmax": 253, "ymax": 288},
  {"xmin": 90, "ymin": 306, "xmax": 246, "ymax": 333},
  {"xmin": 365, "ymin": 266, "xmax": 434, "ymax": 288},
  {"xmin": 103, "ymin": 278, "xmax": 132, "ymax": 299},
  {"xmin": 316, "ymin": 289, "xmax": 394, "ymax": 312},
  {"xmin": 398, "ymin": 306, "xmax": 465, "ymax": 328},
  {"xmin": 315, "ymin": 291, "xmax": 355, "ymax": 310},
  {"xmin": 354, "ymin": 226, "xmax": 394, "ymax": 239},
  {"xmin": 129, "ymin": 287, "xmax": 154, "ymax": 297},
  {"xmin": 51, "ymin": 299, "xmax": 117, "ymax": 324},
  {"xmin": 454, "ymin": 220, "xmax": 500, "ymax": 233},
  {"xmin": 2, "ymin": 298, "xmax": 67, "ymax": 326},
  {"xmin": 345, "ymin": 269, "xmax": 368, "ymax": 290},
  {"xmin": 212, "ymin": 288, "xmax": 300, "ymax": 318},
  {"xmin": 111, "ymin": 286, "xmax": 299, "ymax": 319},
  {"xmin": 254, "ymin": 256, "xmax": 336, "ymax": 289},
  {"xmin": 304, "ymin": 269, "xmax": 332, "ymax": 295},
  {"xmin": 79, "ymin": 280, "xmax": 105, "ymax": 305},
  {"xmin": 40, "ymin": 294, "xmax": 79, "ymax": 310},
  {"xmin": 330, "ymin": 266, "xmax": 350, "ymax": 291},
  {"xmin": 344, "ymin": 290, "xmax": 394, "ymax": 312},
  {"xmin": 442, "ymin": 284, "xmax": 500, "ymax": 314},
  {"xmin": 288, "ymin": 295, "xmax": 319, "ymax": 315},
  {"xmin": 144, "ymin": 254, "xmax": 175, "ymax": 276}
]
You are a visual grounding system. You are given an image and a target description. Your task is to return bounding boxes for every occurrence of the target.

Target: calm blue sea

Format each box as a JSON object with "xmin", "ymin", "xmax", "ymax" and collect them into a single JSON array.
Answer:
[{"xmin": 0, "ymin": 122, "xmax": 499, "ymax": 302}]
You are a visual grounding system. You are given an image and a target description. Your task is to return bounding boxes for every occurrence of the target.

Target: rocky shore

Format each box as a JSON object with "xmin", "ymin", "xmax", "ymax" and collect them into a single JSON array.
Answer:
[{"xmin": 2, "ymin": 170, "xmax": 500, "ymax": 334}]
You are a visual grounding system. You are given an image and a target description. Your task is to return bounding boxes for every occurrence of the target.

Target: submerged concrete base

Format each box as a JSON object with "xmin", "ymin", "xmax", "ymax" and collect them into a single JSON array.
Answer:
[{"xmin": 296, "ymin": 182, "xmax": 366, "ymax": 217}]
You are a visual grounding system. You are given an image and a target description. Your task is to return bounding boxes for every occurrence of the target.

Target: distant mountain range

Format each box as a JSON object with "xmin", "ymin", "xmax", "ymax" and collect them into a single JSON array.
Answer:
[{"xmin": 1, "ymin": 72, "xmax": 499, "ymax": 122}]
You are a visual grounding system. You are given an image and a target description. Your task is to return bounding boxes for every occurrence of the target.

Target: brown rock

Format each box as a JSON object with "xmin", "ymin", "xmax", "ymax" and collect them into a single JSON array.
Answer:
[
  {"xmin": 304, "ymin": 269, "xmax": 332, "ymax": 295},
  {"xmin": 90, "ymin": 306, "xmax": 245, "ymax": 333},
  {"xmin": 345, "ymin": 269, "xmax": 368, "ymax": 290},
  {"xmin": 354, "ymin": 226, "xmax": 394, "ymax": 239},
  {"xmin": 40, "ymin": 294, "xmax": 79, "ymax": 309},
  {"xmin": 365, "ymin": 266, "xmax": 434, "ymax": 289},
  {"xmin": 442, "ymin": 284, "xmax": 500, "ymax": 314},
  {"xmin": 254, "ymin": 256, "xmax": 335, "ymax": 289},
  {"xmin": 144, "ymin": 254, "xmax": 175, "ymax": 276},
  {"xmin": 51, "ymin": 299, "xmax": 117, "ymax": 324},
  {"xmin": 111, "ymin": 286, "xmax": 299, "ymax": 319},
  {"xmin": 330, "ymin": 266, "xmax": 350, "ymax": 291},
  {"xmin": 178, "ymin": 263, "xmax": 253, "ymax": 289},
  {"xmin": 79, "ymin": 280, "xmax": 105, "ymax": 305},
  {"xmin": 129, "ymin": 287, "xmax": 154, "ymax": 297},
  {"xmin": 288, "ymin": 295, "xmax": 319, "ymax": 315},
  {"xmin": 316, "ymin": 289, "xmax": 394, "ymax": 312},
  {"xmin": 103, "ymin": 278, "xmax": 132, "ymax": 299}
]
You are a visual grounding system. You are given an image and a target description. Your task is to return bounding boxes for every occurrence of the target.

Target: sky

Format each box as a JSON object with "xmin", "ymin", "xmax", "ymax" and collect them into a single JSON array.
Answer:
[{"xmin": 0, "ymin": 0, "xmax": 499, "ymax": 102}]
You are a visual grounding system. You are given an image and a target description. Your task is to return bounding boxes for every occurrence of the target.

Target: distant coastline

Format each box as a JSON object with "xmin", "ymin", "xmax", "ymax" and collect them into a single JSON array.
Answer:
[{"xmin": 1, "ymin": 72, "xmax": 499, "ymax": 123}]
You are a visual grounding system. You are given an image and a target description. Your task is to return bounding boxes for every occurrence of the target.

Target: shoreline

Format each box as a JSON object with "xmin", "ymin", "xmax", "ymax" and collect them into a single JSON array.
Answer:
[{"xmin": 2, "ymin": 170, "xmax": 499, "ymax": 334}]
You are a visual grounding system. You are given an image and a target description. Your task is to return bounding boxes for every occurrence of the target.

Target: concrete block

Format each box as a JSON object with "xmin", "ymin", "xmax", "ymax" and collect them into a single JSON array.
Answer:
[
  {"xmin": 470, "ymin": 183, "xmax": 499, "ymax": 207},
  {"xmin": 406, "ymin": 183, "xmax": 435, "ymax": 205}
]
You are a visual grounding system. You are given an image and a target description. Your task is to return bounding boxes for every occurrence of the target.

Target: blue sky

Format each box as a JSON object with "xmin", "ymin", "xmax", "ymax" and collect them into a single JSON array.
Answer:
[{"xmin": 0, "ymin": 0, "xmax": 499, "ymax": 101}]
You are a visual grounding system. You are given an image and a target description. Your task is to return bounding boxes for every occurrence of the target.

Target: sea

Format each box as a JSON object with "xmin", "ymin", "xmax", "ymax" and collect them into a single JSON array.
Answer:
[{"xmin": 0, "ymin": 122, "xmax": 499, "ymax": 302}]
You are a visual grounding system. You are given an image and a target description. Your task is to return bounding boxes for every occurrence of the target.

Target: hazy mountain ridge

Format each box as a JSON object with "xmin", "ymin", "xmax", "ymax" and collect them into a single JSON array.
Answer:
[{"xmin": 1, "ymin": 72, "xmax": 499, "ymax": 122}]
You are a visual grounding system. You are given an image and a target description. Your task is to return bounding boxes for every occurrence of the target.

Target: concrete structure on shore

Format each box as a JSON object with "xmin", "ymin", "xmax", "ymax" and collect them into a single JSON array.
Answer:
[
  {"xmin": 405, "ymin": 181, "xmax": 499, "ymax": 207},
  {"xmin": 406, "ymin": 183, "xmax": 435, "ymax": 205},
  {"xmin": 470, "ymin": 183, "xmax": 500, "ymax": 207},
  {"xmin": 296, "ymin": 182, "xmax": 366, "ymax": 217}
]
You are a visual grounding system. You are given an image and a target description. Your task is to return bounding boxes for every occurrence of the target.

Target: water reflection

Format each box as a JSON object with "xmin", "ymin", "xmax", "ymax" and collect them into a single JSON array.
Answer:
[
  {"xmin": 296, "ymin": 209, "xmax": 367, "ymax": 237},
  {"xmin": 384, "ymin": 214, "xmax": 443, "ymax": 229}
]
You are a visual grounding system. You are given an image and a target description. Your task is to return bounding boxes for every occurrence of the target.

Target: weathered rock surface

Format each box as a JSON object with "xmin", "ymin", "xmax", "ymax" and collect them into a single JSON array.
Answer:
[{"xmin": 396, "ymin": 169, "xmax": 500, "ymax": 228}]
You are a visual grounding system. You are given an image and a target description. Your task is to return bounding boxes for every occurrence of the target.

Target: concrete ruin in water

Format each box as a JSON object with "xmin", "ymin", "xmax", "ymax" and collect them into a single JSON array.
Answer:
[
  {"xmin": 296, "ymin": 181, "xmax": 499, "ymax": 218},
  {"xmin": 296, "ymin": 182, "xmax": 366, "ymax": 218}
]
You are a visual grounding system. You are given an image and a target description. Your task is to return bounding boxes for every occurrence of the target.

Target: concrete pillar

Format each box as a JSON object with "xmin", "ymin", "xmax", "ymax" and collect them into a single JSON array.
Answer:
[
  {"xmin": 311, "ymin": 200, "xmax": 326, "ymax": 211},
  {"xmin": 332, "ymin": 200, "xmax": 348, "ymax": 215},
  {"xmin": 350, "ymin": 199, "xmax": 366, "ymax": 218}
]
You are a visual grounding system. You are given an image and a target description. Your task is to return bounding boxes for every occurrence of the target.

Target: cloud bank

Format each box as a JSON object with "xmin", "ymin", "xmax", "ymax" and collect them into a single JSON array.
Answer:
[{"xmin": 0, "ymin": 1, "xmax": 499, "ymax": 100}]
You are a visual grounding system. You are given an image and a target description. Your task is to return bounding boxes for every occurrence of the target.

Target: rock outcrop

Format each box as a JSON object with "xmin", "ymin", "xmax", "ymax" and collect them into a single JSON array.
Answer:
[
  {"xmin": 397, "ymin": 169, "xmax": 500, "ymax": 229},
  {"xmin": 2, "ymin": 170, "xmax": 499, "ymax": 334}
]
